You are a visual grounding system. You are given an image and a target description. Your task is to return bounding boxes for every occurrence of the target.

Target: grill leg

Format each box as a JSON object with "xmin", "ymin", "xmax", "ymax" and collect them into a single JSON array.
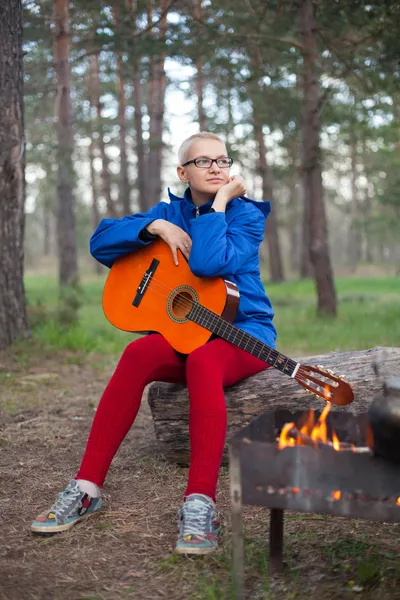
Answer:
[
  {"xmin": 269, "ymin": 508, "xmax": 284, "ymax": 574},
  {"xmin": 229, "ymin": 447, "xmax": 245, "ymax": 600}
]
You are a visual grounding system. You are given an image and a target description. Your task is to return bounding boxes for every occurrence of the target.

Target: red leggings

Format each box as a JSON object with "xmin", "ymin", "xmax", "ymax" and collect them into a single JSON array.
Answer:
[{"xmin": 76, "ymin": 334, "xmax": 269, "ymax": 502}]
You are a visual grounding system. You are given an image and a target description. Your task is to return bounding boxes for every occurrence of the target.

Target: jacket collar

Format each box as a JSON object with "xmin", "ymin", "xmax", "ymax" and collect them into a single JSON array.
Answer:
[{"xmin": 167, "ymin": 187, "xmax": 271, "ymax": 217}]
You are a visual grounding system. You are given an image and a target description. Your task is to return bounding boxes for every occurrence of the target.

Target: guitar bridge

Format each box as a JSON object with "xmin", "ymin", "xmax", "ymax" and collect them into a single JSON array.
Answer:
[{"xmin": 132, "ymin": 258, "xmax": 160, "ymax": 307}]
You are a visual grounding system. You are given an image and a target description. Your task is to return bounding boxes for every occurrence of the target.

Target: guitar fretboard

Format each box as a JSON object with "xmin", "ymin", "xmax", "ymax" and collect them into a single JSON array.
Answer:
[{"xmin": 188, "ymin": 303, "xmax": 299, "ymax": 377}]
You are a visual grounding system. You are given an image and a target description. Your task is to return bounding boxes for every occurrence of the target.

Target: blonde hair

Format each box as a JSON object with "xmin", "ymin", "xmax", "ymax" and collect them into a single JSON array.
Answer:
[{"xmin": 178, "ymin": 132, "xmax": 226, "ymax": 165}]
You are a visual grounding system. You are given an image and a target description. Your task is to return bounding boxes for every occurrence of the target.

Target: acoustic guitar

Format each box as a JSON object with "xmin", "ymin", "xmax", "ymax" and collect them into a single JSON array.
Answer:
[{"xmin": 103, "ymin": 239, "xmax": 354, "ymax": 406}]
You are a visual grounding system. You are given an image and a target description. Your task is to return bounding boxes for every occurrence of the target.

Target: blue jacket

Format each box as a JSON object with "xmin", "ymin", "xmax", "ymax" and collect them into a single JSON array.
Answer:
[{"xmin": 90, "ymin": 188, "xmax": 277, "ymax": 348}]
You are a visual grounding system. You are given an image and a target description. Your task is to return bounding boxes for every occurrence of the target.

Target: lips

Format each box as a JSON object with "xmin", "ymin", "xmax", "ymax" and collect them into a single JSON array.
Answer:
[{"xmin": 207, "ymin": 179, "xmax": 224, "ymax": 182}]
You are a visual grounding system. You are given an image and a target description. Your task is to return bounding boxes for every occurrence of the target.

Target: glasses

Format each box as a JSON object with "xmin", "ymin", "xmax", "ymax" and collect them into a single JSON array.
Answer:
[{"xmin": 181, "ymin": 157, "xmax": 233, "ymax": 168}]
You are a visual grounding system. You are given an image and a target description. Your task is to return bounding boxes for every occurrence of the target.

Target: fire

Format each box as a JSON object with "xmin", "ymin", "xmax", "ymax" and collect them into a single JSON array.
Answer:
[
  {"xmin": 278, "ymin": 422, "xmax": 296, "ymax": 449},
  {"xmin": 278, "ymin": 403, "xmax": 349, "ymax": 452},
  {"xmin": 397, "ymin": 497, "xmax": 400, "ymax": 506},
  {"xmin": 332, "ymin": 490, "xmax": 341, "ymax": 501}
]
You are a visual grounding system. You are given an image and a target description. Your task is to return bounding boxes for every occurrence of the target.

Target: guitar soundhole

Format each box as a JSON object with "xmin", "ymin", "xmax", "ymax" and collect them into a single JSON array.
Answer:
[
  {"xmin": 172, "ymin": 291, "xmax": 193, "ymax": 318},
  {"xmin": 167, "ymin": 286, "xmax": 199, "ymax": 324}
]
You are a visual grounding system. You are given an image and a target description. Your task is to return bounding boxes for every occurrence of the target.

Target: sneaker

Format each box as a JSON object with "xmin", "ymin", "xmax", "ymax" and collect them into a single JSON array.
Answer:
[
  {"xmin": 175, "ymin": 493, "xmax": 221, "ymax": 555},
  {"xmin": 31, "ymin": 480, "xmax": 102, "ymax": 534}
]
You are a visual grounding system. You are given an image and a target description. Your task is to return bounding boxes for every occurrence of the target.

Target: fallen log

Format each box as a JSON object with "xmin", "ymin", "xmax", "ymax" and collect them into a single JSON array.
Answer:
[{"xmin": 147, "ymin": 346, "xmax": 400, "ymax": 465}]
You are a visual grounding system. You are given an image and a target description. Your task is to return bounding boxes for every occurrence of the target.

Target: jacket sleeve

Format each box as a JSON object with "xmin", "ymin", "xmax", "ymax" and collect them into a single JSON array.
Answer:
[
  {"xmin": 188, "ymin": 204, "xmax": 265, "ymax": 277},
  {"xmin": 90, "ymin": 202, "xmax": 171, "ymax": 268}
]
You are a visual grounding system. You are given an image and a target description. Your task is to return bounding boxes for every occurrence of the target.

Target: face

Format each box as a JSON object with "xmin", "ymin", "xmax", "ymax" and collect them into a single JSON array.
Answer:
[{"xmin": 177, "ymin": 139, "xmax": 230, "ymax": 197}]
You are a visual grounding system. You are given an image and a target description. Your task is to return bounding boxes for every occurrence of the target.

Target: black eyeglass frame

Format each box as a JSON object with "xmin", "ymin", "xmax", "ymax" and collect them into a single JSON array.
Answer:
[{"xmin": 181, "ymin": 157, "xmax": 234, "ymax": 168}]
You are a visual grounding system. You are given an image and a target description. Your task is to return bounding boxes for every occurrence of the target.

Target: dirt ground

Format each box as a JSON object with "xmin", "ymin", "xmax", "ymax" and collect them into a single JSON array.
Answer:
[{"xmin": 0, "ymin": 345, "xmax": 399, "ymax": 600}]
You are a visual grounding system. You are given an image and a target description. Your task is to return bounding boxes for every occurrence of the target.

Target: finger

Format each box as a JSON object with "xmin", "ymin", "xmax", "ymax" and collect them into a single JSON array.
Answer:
[
  {"xmin": 179, "ymin": 243, "xmax": 190, "ymax": 261},
  {"xmin": 172, "ymin": 246, "xmax": 179, "ymax": 266}
]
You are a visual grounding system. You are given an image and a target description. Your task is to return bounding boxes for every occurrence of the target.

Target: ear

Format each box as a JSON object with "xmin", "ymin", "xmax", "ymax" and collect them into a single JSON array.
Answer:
[{"xmin": 177, "ymin": 165, "xmax": 188, "ymax": 184}]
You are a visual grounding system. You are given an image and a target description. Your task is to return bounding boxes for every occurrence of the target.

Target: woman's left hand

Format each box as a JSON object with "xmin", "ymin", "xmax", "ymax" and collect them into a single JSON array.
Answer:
[{"xmin": 214, "ymin": 175, "xmax": 247, "ymax": 204}]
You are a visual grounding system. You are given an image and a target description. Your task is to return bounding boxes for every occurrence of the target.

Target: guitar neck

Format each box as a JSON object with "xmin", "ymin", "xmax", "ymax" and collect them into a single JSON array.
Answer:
[{"xmin": 188, "ymin": 303, "xmax": 300, "ymax": 378}]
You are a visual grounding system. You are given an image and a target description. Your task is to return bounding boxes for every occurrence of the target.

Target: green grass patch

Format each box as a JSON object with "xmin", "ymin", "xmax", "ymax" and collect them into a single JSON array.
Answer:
[{"xmin": 23, "ymin": 274, "xmax": 400, "ymax": 356}]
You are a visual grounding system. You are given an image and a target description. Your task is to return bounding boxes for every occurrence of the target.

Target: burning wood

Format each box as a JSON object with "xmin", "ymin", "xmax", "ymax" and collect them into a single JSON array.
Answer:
[
  {"xmin": 277, "ymin": 403, "xmax": 371, "ymax": 454},
  {"xmin": 278, "ymin": 425, "xmax": 371, "ymax": 454}
]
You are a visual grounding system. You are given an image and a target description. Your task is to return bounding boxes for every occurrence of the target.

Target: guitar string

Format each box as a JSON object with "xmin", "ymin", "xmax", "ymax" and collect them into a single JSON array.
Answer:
[
  {"xmin": 122, "ymin": 272, "xmax": 294, "ymax": 368},
  {"xmin": 126, "ymin": 274, "xmax": 340, "ymax": 391},
  {"xmin": 121, "ymin": 274, "xmax": 328, "ymax": 383},
  {"xmin": 142, "ymin": 278, "xmax": 286, "ymax": 366},
  {"xmin": 113, "ymin": 267, "xmax": 342, "ymax": 396}
]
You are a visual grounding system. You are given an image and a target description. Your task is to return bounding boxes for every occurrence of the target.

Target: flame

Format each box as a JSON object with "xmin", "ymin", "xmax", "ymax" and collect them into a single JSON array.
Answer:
[
  {"xmin": 397, "ymin": 497, "xmax": 400, "ymax": 506},
  {"xmin": 332, "ymin": 430, "xmax": 341, "ymax": 451},
  {"xmin": 278, "ymin": 403, "xmax": 350, "ymax": 452},
  {"xmin": 332, "ymin": 490, "xmax": 341, "ymax": 501},
  {"xmin": 278, "ymin": 422, "xmax": 296, "ymax": 449}
]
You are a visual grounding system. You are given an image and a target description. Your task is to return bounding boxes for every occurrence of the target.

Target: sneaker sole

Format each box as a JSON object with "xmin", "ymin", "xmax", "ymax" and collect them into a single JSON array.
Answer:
[
  {"xmin": 175, "ymin": 545, "xmax": 217, "ymax": 556},
  {"xmin": 31, "ymin": 510, "xmax": 99, "ymax": 534}
]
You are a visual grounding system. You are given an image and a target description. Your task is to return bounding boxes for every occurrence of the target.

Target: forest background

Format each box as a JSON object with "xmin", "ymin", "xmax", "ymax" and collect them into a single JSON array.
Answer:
[
  {"xmin": 1, "ymin": 0, "xmax": 400, "ymax": 349},
  {"xmin": 0, "ymin": 1, "xmax": 400, "ymax": 599}
]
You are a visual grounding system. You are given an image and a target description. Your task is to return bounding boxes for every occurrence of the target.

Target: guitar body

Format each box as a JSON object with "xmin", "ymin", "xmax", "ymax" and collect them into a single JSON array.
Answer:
[
  {"xmin": 102, "ymin": 239, "xmax": 240, "ymax": 354},
  {"xmin": 102, "ymin": 239, "xmax": 354, "ymax": 405}
]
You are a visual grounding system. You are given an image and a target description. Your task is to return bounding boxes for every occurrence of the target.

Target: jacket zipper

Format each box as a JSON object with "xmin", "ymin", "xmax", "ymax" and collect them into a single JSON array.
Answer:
[{"xmin": 195, "ymin": 206, "xmax": 200, "ymax": 218}]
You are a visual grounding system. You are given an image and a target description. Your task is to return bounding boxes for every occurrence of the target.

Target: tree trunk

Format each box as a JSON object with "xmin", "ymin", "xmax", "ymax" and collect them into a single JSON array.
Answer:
[
  {"xmin": 348, "ymin": 131, "xmax": 362, "ymax": 270},
  {"xmin": 253, "ymin": 120, "xmax": 284, "ymax": 283},
  {"xmin": 113, "ymin": 0, "xmax": 130, "ymax": 215},
  {"xmin": 193, "ymin": 0, "xmax": 207, "ymax": 130},
  {"xmin": 287, "ymin": 140, "xmax": 302, "ymax": 275},
  {"xmin": 53, "ymin": 0, "xmax": 79, "ymax": 286},
  {"xmin": 248, "ymin": 48, "xmax": 284, "ymax": 282},
  {"xmin": 361, "ymin": 135, "xmax": 373, "ymax": 263},
  {"xmin": 89, "ymin": 53, "xmax": 117, "ymax": 219},
  {"xmin": 299, "ymin": 0, "xmax": 337, "ymax": 315},
  {"xmin": 42, "ymin": 184, "xmax": 53, "ymax": 256},
  {"xmin": 132, "ymin": 59, "xmax": 148, "ymax": 211},
  {"xmin": 300, "ymin": 182, "xmax": 313, "ymax": 278},
  {"xmin": 146, "ymin": 0, "xmax": 167, "ymax": 207},
  {"xmin": 148, "ymin": 346, "xmax": 400, "ymax": 464},
  {"xmin": 127, "ymin": 0, "xmax": 148, "ymax": 211},
  {"xmin": 0, "ymin": 0, "xmax": 29, "ymax": 349},
  {"xmin": 88, "ymin": 136, "xmax": 102, "ymax": 275}
]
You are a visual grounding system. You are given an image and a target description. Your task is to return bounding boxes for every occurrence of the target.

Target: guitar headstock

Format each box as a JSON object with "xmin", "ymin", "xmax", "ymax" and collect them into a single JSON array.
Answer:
[{"xmin": 295, "ymin": 364, "xmax": 354, "ymax": 406}]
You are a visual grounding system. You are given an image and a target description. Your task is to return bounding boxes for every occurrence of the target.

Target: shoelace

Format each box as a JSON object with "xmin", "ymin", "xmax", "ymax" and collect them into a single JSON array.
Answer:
[
  {"xmin": 51, "ymin": 485, "xmax": 81, "ymax": 516},
  {"xmin": 181, "ymin": 499, "xmax": 211, "ymax": 537}
]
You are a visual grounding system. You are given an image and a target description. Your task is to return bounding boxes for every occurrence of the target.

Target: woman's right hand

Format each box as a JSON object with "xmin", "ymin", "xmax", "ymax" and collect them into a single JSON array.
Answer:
[{"xmin": 146, "ymin": 219, "xmax": 192, "ymax": 265}]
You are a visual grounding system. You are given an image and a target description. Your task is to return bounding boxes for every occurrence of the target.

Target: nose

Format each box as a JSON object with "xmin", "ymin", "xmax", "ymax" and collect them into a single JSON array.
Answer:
[{"xmin": 208, "ymin": 160, "xmax": 221, "ymax": 174}]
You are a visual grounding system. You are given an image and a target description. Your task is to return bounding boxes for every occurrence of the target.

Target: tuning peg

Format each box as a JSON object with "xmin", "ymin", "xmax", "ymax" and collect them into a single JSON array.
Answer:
[{"xmin": 317, "ymin": 364, "xmax": 326, "ymax": 371}]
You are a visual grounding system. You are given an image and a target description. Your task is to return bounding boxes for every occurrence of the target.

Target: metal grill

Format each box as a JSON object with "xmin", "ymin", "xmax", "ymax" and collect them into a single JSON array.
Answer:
[{"xmin": 229, "ymin": 409, "xmax": 400, "ymax": 599}]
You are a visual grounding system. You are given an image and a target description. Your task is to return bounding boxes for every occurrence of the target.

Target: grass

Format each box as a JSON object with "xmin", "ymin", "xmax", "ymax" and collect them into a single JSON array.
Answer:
[
  {"xmin": 24, "ymin": 273, "xmax": 400, "ymax": 356},
  {"xmin": 156, "ymin": 525, "xmax": 400, "ymax": 599},
  {"xmin": 3, "ymin": 271, "xmax": 400, "ymax": 600}
]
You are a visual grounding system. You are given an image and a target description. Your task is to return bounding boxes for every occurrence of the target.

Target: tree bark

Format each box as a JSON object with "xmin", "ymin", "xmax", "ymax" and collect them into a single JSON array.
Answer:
[
  {"xmin": 0, "ymin": 0, "xmax": 29, "ymax": 349},
  {"xmin": 89, "ymin": 53, "xmax": 117, "ymax": 219},
  {"xmin": 361, "ymin": 135, "xmax": 373, "ymax": 263},
  {"xmin": 248, "ymin": 48, "xmax": 284, "ymax": 282},
  {"xmin": 194, "ymin": 0, "xmax": 207, "ymax": 130},
  {"xmin": 113, "ymin": 0, "xmax": 131, "ymax": 215},
  {"xmin": 287, "ymin": 142, "xmax": 302, "ymax": 274},
  {"xmin": 300, "ymin": 182, "xmax": 313, "ymax": 278},
  {"xmin": 299, "ymin": 0, "xmax": 337, "ymax": 314},
  {"xmin": 53, "ymin": 0, "xmax": 79, "ymax": 286},
  {"xmin": 148, "ymin": 346, "xmax": 400, "ymax": 464},
  {"xmin": 127, "ymin": 0, "xmax": 148, "ymax": 211},
  {"xmin": 88, "ymin": 135, "xmax": 102, "ymax": 275},
  {"xmin": 253, "ymin": 120, "xmax": 284, "ymax": 283},
  {"xmin": 146, "ymin": 0, "xmax": 167, "ymax": 207},
  {"xmin": 348, "ymin": 131, "xmax": 362, "ymax": 270}
]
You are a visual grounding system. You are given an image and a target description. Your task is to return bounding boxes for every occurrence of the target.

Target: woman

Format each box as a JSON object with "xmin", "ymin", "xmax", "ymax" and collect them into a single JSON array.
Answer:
[{"xmin": 31, "ymin": 132, "xmax": 276, "ymax": 555}]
